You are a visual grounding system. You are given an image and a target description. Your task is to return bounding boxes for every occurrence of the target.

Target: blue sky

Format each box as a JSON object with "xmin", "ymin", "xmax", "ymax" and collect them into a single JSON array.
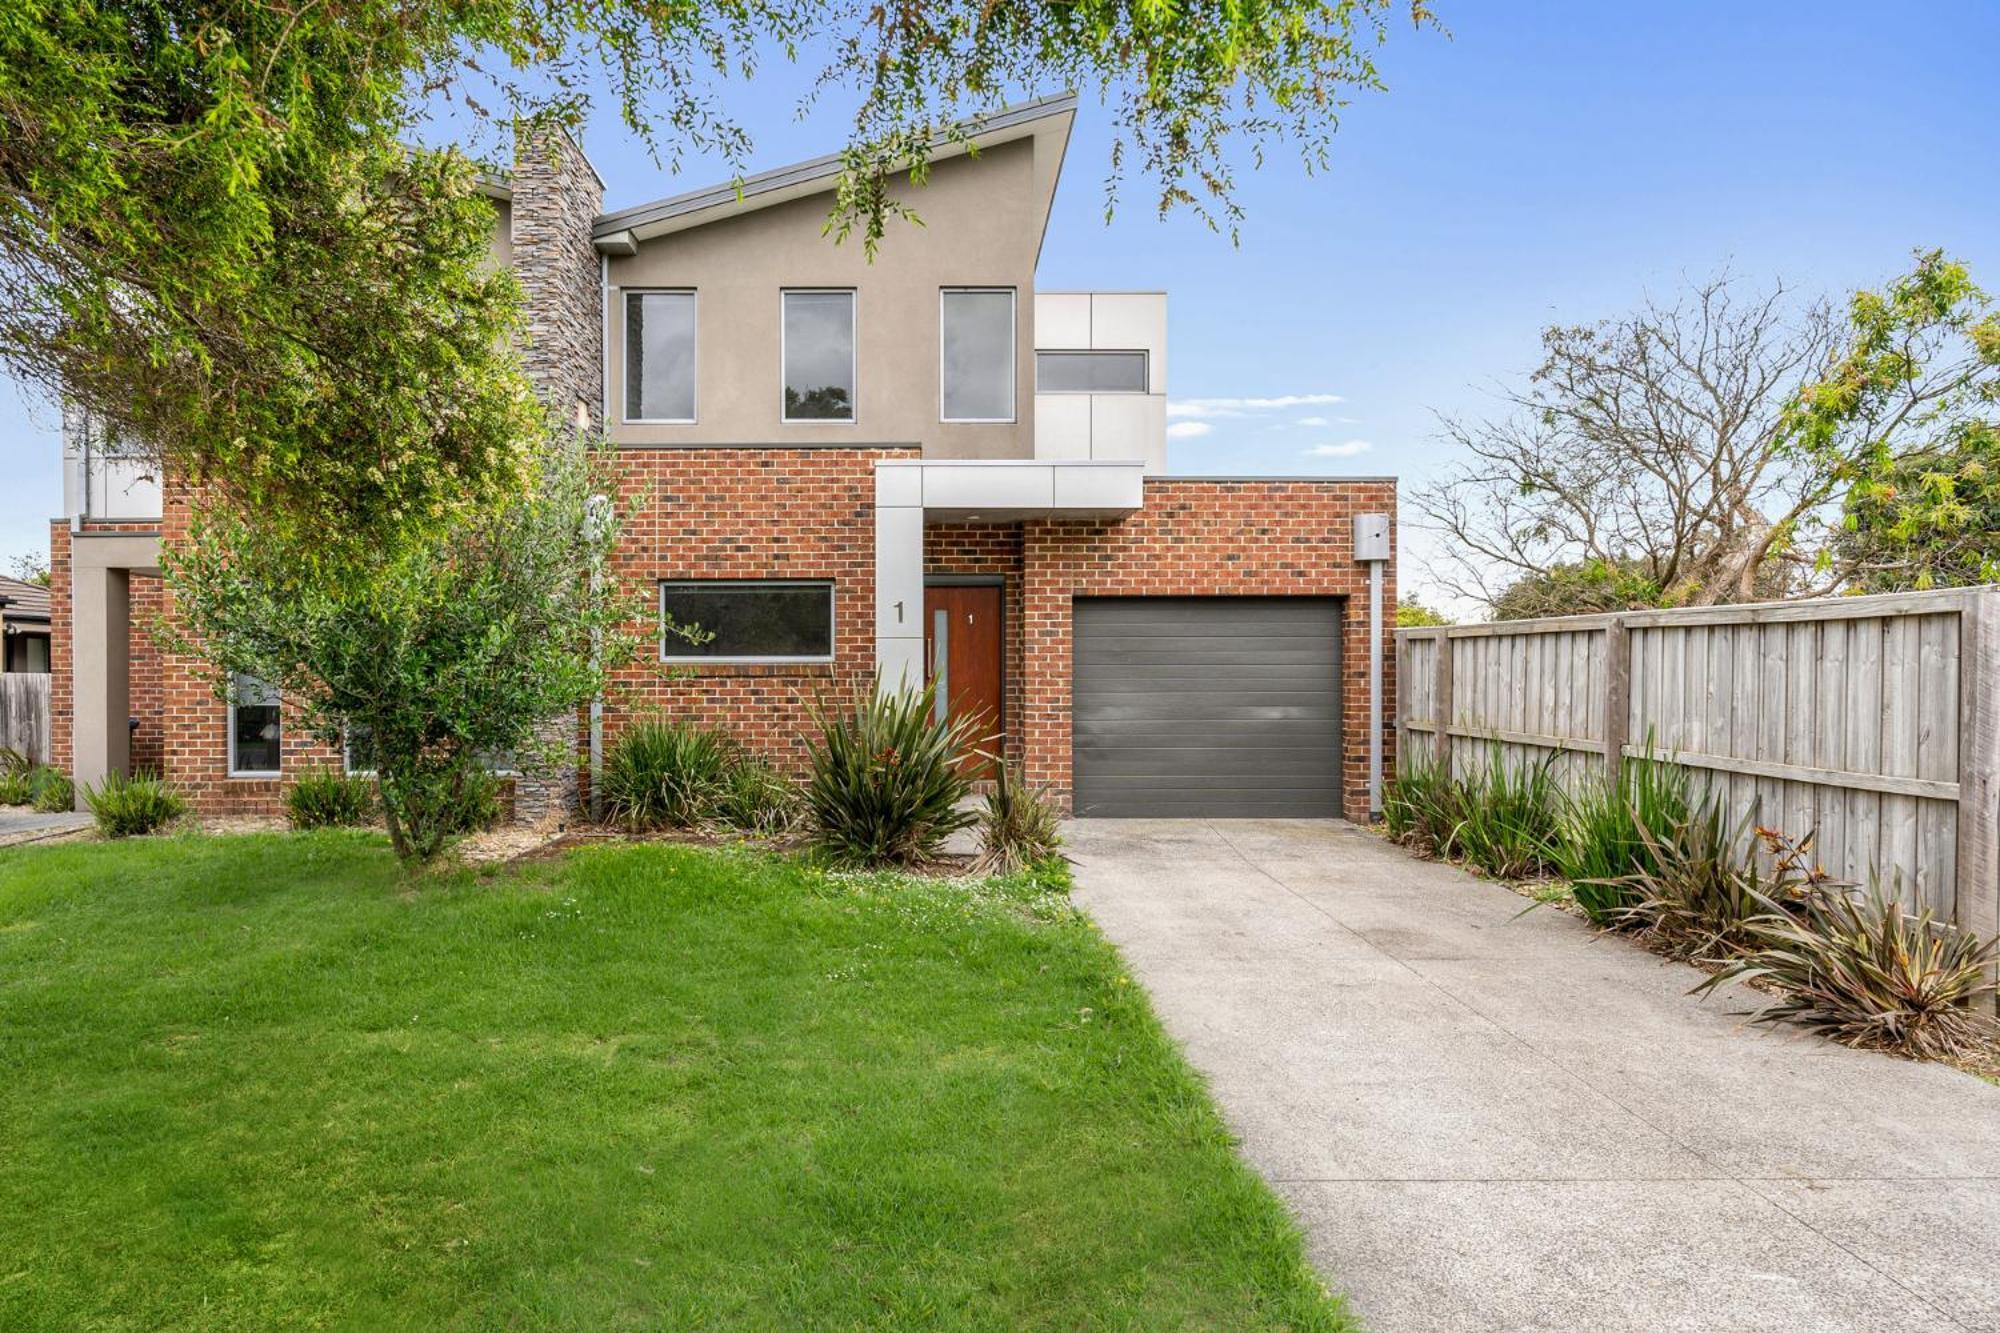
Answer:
[{"xmin": 4, "ymin": 0, "xmax": 1996, "ymax": 603}]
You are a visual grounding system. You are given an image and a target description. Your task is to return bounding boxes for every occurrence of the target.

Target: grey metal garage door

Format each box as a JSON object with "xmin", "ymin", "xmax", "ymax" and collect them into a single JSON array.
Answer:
[{"xmin": 1072, "ymin": 597, "xmax": 1343, "ymax": 818}]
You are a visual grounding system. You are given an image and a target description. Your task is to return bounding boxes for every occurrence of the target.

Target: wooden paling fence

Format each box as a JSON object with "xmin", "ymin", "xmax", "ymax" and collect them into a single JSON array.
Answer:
[
  {"xmin": 0, "ymin": 673, "xmax": 52, "ymax": 765},
  {"xmin": 1395, "ymin": 588, "xmax": 2000, "ymax": 947}
]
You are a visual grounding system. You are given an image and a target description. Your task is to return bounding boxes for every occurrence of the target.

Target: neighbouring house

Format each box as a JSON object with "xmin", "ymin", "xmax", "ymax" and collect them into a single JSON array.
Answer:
[
  {"xmin": 48, "ymin": 95, "xmax": 1397, "ymax": 821},
  {"xmin": 0, "ymin": 576, "xmax": 51, "ymax": 675}
]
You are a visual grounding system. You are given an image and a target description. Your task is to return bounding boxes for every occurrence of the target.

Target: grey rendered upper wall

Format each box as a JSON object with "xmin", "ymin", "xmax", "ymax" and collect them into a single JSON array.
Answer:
[{"xmin": 605, "ymin": 137, "xmax": 1047, "ymax": 458}]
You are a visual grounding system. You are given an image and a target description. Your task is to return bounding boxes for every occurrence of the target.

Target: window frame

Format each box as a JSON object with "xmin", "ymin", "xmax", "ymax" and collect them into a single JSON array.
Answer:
[
  {"xmin": 938, "ymin": 287, "xmax": 1018, "ymax": 424},
  {"xmin": 659, "ymin": 578, "xmax": 837, "ymax": 665},
  {"xmin": 1033, "ymin": 348, "xmax": 1152, "ymax": 395},
  {"xmin": 621, "ymin": 288, "xmax": 700, "ymax": 425},
  {"xmin": 779, "ymin": 288, "xmax": 858, "ymax": 425},
  {"xmin": 226, "ymin": 672, "xmax": 282, "ymax": 779}
]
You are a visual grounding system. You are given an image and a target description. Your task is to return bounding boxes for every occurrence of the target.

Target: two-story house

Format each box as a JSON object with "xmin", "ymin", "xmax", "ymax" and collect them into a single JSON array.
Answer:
[{"xmin": 48, "ymin": 95, "xmax": 1397, "ymax": 822}]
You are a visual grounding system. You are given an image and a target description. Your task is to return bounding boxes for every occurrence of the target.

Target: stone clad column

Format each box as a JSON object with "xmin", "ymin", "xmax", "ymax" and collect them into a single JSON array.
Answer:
[{"xmin": 508, "ymin": 124, "xmax": 604, "ymax": 824}]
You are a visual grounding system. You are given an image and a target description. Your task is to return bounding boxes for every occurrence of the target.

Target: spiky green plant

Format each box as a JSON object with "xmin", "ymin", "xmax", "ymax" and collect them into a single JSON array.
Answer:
[
  {"xmin": 804, "ymin": 682, "xmax": 977, "ymax": 868},
  {"xmin": 1451, "ymin": 746, "xmax": 1562, "ymax": 881},
  {"xmin": 715, "ymin": 756, "xmax": 803, "ymax": 837},
  {"xmin": 1697, "ymin": 878, "xmax": 1998, "ymax": 1061},
  {"xmin": 1383, "ymin": 746, "xmax": 1465, "ymax": 858},
  {"xmin": 973, "ymin": 762, "xmax": 1064, "ymax": 876},
  {"xmin": 0, "ymin": 768, "xmax": 30, "ymax": 806},
  {"xmin": 600, "ymin": 719, "xmax": 738, "ymax": 831},
  {"xmin": 28, "ymin": 767, "xmax": 73, "ymax": 814},
  {"xmin": 286, "ymin": 769, "xmax": 376, "ymax": 830},
  {"xmin": 0, "ymin": 745, "xmax": 31, "ymax": 778},
  {"xmin": 81, "ymin": 771, "xmax": 187, "ymax": 837},
  {"xmin": 1556, "ymin": 758, "xmax": 1697, "ymax": 924}
]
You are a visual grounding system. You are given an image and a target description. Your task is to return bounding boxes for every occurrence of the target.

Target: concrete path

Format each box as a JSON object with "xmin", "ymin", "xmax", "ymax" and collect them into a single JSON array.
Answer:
[
  {"xmin": 0, "ymin": 807, "xmax": 91, "ymax": 847},
  {"xmin": 1067, "ymin": 818, "xmax": 2000, "ymax": 1333}
]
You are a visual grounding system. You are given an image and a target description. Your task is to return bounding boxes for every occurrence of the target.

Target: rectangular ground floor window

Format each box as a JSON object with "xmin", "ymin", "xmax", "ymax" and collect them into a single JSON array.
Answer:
[
  {"xmin": 229, "ymin": 673, "xmax": 282, "ymax": 776},
  {"xmin": 661, "ymin": 580, "xmax": 835, "ymax": 663}
]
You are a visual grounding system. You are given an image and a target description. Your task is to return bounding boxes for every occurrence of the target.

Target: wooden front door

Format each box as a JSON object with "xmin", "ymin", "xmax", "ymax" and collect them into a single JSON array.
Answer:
[{"xmin": 924, "ymin": 583, "xmax": 1004, "ymax": 777}]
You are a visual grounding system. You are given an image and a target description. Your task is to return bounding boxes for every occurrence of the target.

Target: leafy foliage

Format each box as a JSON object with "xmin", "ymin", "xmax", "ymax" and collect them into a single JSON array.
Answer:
[
  {"xmin": 1450, "ymin": 749, "xmax": 1561, "ymax": 880},
  {"xmin": 1491, "ymin": 559, "xmax": 1673, "ymax": 621},
  {"xmin": 600, "ymin": 719, "xmax": 739, "ymax": 831},
  {"xmin": 1803, "ymin": 253, "xmax": 2000, "ymax": 592},
  {"xmin": 28, "ymin": 768, "xmax": 73, "ymax": 814},
  {"xmin": 973, "ymin": 763, "xmax": 1065, "ymax": 876},
  {"xmin": 1603, "ymin": 812, "xmax": 1842, "ymax": 961},
  {"xmin": 163, "ymin": 434, "xmax": 646, "ymax": 863},
  {"xmin": 80, "ymin": 771, "xmax": 187, "ymax": 838},
  {"xmin": 3, "ymin": 0, "xmax": 1427, "ymax": 547},
  {"xmin": 804, "ymin": 684, "xmax": 977, "ymax": 868},
  {"xmin": 0, "ymin": 769, "xmax": 31, "ymax": 807},
  {"xmin": 1554, "ymin": 758, "xmax": 1697, "ymax": 924},
  {"xmin": 1394, "ymin": 596, "xmax": 1452, "ymax": 627},
  {"xmin": 286, "ymin": 770, "xmax": 376, "ymax": 830},
  {"xmin": 1382, "ymin": 747, "xmax": 1465, "ymax": 858},
  {"xmin": 1698, "ymin": 878, "xmax": 1998, "ymax": 1061},
  {"xmin": 715, "ymin": 756, "xmax": 803, "ymax": 837}
]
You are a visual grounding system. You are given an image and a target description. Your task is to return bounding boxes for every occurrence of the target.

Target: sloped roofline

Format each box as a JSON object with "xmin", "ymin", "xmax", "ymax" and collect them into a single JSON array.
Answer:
[{"xmin": 591, "ymin": 92, "xmax": 1077, "ymax": 249}]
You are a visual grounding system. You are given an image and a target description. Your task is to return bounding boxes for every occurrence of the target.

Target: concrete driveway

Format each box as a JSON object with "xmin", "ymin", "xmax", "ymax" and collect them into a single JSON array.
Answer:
[{"xmin": 1067, "ymin": 818, "xmax": 2000, "ymax": 1333}]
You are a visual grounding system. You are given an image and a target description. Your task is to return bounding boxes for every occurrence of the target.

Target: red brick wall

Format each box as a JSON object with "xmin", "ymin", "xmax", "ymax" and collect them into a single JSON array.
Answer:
[
  {"xmin": 47, "ymin": 521, "xmax": 70, "ymax": 772},
  {"xmin": 923, "ymin": 523, "xmax": 1026, "ymax": 770},
  {"xmin": 47, "ymin": 519, "xmax": 168, "ymax": 779},
  {"xmin": 153, "ymin": 487, "xmax": 347, "ymax": 816},
  {"xmin": 1018, "ymin": 479, "xmax": 1397, "ymax": 821},
  {"xmin": 601, "ymin": 447, "xmax": 917, "ymax": 773}
]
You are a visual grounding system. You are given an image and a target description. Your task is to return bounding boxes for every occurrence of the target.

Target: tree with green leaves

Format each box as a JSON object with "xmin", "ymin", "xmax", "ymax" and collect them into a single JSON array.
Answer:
[
  {"xmin": 1787, "ymin": 253, "xmax": 2000, "ymax": 592},
  {"xmin": 163, "ymin": 433, "xmax": 647, "ymax": 862},
  {"xmin": 3, "ymin": 0, "xmax": 1432, "ymax": 556}
]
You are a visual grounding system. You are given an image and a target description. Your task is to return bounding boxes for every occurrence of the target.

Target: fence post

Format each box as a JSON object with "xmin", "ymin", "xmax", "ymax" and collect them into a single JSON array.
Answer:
[
  {"xmin": 1602, "ymin": 616, "xmax": 1630, "ymax": 781},
  {"xmin": 1432, "ymin": 629, "xmax": 1454, "ymax": 772},
  {"xmin": 1955, "ymin": 592, "xmax": 2000, "ymax": 1011}
]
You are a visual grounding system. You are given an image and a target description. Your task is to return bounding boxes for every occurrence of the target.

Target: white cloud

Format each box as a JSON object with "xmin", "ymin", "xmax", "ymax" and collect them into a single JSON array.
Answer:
[
  {"xmin": 1166, "ymin": 392, "xmax": 1345, "ymax": 420},
  {"xmin": 1294, "ymin": 415, "xmax": 1330, "ymax": 428},
  {"xmin": 1165, "ymin": 420, "xmax": 1213, "ymax": 440},
  {"xmin": 1302, "ymin": 440, "xmax": 1373, "ymax": 459}
]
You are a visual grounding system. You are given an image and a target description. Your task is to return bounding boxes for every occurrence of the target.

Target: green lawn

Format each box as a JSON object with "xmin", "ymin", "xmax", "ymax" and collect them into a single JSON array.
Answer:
[{"xmin": 0, "ymin": 833, "xmax": 1350, "ymax": 1330}]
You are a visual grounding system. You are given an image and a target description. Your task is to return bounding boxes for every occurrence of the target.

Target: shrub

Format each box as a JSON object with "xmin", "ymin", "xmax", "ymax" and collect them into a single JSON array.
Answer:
[
  {"xmin": 715, "ymin": 756, "xmax": 802, "ymax": 836},
  {"xmin": 0, "ymin": 768, "xmax": 30, "ymax": 806},
  {"xmin": 28, "ymin": 767, "xmax": 73, "ymax": 814},
  {"xmin": 804, "ymin": 683, "xmax": 977, "ymax": 868},
  {"xmin": 1452, "ymin": 747, "xmax": 1561, "ymax": 880},
  {"xmin": 378, "ymin": 759, "xmax": 500, "ymax": 860},
  {"xmin": 81, "ymin": 771, "xmax": 187, "ymax": 837},
  {"xmin": 0, "ymin": 745, "xmax": 30, "ymax": 778},
  {"xmin": 286, "ymin": 769, "xmax": 376, "ymax": 829},
  {"xmin": 1556, "ymin": 758, "xmax": 1696, "ymax": 924},
  {"xmin": 974, "ymin": 763, "xmax": 1064, "ymax": 876},
  {"xmin": 601, "ymin": 719, "xmax": 738, "ymax": 830},
  {"xmin": 1697, "ymin": 878, "xmax": 1999, "ymax": 1061},
  {"xmin": 1382, "ymin": 747, "xmax": 1465, "ymax": 858}
]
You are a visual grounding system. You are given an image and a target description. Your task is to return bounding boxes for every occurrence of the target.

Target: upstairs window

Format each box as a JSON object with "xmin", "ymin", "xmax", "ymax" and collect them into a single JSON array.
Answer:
[
  {"xmin": 940, "ymin": 288, "xmax": 1016, "ymax": 422},
  {"xmin": 1035, "ymin": 349, "xmax": 1149, "ymax": 394},
  {"xmin": 625, "ymin": 290, "xmax": 697, "ymax": 422},
  {"xmin": 661, "ymin": 580, "xmax": 835, "ymax": 663},
  {"xmin": 782, "ymin": 290, "xmax": 855, "ymax": 422},
  {"xmin": 228, "ymin": 673, "xmax": 281, "ymax": 777}
]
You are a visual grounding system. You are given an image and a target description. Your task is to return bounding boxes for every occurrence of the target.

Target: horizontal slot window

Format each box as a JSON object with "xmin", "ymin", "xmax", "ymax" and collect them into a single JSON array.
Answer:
[{"xmin": 1035, "ymin": 349, "xmax": 1149, "ymax": 394}]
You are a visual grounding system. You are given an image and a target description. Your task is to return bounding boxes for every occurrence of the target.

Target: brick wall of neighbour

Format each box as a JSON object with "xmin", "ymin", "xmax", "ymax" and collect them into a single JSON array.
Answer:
[
  {"xmin": 47, "ymin": 521, "xmax": 70, "ymax": 772},
  {"xmin": 1018, "ymin": 479, "xmax": 1397, "ymax": 821},
  {"xmin": 601, "ymin": 446, "xmax": 918, "ymax": 773},
  {"xmin": 47, "ymin": 519, "xmax": 168, "ymax": 780},
  {"xmin": 127, "ymin": 572, "xmax": 165, "ymax": 775},
  {"xmin": 923, "ymin": 523, "xmax": 1026, "ymax": 771}
]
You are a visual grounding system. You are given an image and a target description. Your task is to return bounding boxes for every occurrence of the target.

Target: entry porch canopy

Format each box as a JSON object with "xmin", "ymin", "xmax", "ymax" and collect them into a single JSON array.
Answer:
[{"xmin": 872, "ymin": 459, "xmax": 1144, "ymax": 689}]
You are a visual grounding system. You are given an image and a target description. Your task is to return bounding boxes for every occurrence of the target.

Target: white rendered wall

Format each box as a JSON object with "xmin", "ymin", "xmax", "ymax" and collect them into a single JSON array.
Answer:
[{"xmin": 1032, "ymin": 291, "xmax": 1167, "ymax": 472}]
